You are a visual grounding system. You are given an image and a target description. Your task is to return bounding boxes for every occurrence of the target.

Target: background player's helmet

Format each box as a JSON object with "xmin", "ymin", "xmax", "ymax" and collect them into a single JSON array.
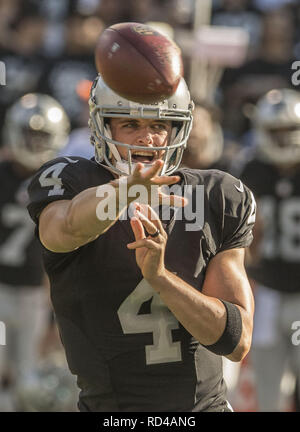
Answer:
[
  {"xmin": 253, "ymin": 88, "xmax": 300, "ymax": 165},
  {"xmin": 88, "ymin": 74, "xmax": 194, "ymax": 176},
  {"xmin": 3, "ymin": 93, "xmax": 70, "ymax": 170}
]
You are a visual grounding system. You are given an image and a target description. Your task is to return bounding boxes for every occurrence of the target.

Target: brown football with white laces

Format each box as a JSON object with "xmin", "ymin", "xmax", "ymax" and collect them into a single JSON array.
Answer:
[{"xmin": 95, "ymin": 22, "xmax": 183, "ymax": 104}]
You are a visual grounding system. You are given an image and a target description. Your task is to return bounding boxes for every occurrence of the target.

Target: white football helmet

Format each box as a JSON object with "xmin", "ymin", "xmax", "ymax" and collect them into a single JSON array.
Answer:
[
  {"xmin": 253, "ymin": 88, "xmax": 300, "ymax": 165},
  {"xmin": 3, "ymin": 93, "xmax": 70, "ymax": 170},
  {"xmin": 88, "ymin": 74, "xmax": 194, "ymax": 176}
]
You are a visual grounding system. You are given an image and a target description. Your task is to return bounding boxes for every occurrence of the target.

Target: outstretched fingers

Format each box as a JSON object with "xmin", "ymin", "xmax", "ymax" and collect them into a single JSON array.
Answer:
[
  {"xmin": 127, "ymin": 217, "xmax": 159, "ymax": 249},
  {"xmin": 129, "ymin": 216, "xmax": 146, "ymax": 242},
  {"xmin": 150, "ymin": 175, "xmax": 181, "ymax": 186},
  {"xmin": 132, "ymin": 160, "xmax": 163, "ymax": 180},
  {"xmin": 142, "ymin": 160, "xmax": 164, "ymax": 178},
  {"xmin": 134, "ymin": 205, "xmax": 167, "ymax": 240},
  {"xmin": 127, "ymin": 237, "xmax": 158, "ymax": 250},
  {"xmin": 135, "ymin": 210, "xmax": 160, "ymax": 235},
  {"xmin": 159, "ymin": 192, "xmax": 188, "ymax": 207}
]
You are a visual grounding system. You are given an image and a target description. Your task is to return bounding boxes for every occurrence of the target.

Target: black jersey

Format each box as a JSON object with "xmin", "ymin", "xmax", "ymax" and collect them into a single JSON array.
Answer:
[
  {"xmin": 27, "ymin": 156, "xmax": 255, "ymax": 412},
  {"xmin": 240, "ymin": 158, "xmax": 300, "ymax": 293},
  {"xmin": 0, "ymin": 161, "xmax": 44, "ymax": 287}
]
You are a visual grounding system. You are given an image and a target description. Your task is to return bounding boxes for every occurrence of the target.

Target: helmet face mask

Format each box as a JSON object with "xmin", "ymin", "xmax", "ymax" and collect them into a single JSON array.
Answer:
[
  {"xmin": 254, "ymin": 89, "xmax": 300, "ymax": 166},
  {"xmin": 89, "ymin": 75, "xmax": 194, "ymax": 176},
  {"xmin": 23, "ymin": 129, "xmax": 52, "ymax": 152},
  {"xmin": 3, "ymin": 93, "xmax": 70, "ymax": 170},
  {"xmin": 268, "ymin": 126, "xmax": 300, "ymax": 149}
]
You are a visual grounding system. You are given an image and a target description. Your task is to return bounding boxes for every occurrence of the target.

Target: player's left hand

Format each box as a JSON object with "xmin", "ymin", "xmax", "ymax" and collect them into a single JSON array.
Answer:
[{"xmin": 127, "ymin": 204, "xmax": 167, "ymax": 282}]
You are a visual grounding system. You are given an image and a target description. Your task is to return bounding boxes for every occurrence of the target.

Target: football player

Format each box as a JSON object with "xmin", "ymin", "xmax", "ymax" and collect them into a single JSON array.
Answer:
[
  {"xmin": 27, "ymin": 73, "xmax": 256, "ymax": 412},
  {"xmin": 238, "ymin": 88, "xmax": 300, "ymax": 411},
  {"xmin": 0, "ymin": 93, "xmax": 70, "ymax": 410}
]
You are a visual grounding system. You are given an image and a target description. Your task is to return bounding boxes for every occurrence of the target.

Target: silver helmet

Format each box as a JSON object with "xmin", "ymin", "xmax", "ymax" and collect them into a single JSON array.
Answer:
[
  {"xmin": 253, "ymin": 88, "xmax": 300, "ymax": 165},
  {"xmin": 3, "ymin": 93, "xmax": 70, "ymax": 170},
  {"xmin": 88, "ymin": 74, "xmax": 194, "ymax": 176}
]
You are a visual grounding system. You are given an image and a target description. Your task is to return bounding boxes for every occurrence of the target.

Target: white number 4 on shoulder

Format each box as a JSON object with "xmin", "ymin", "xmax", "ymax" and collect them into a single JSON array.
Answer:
[{"xmin": 39, "ymin": 158, "xmax": 78, "ymax": 197}]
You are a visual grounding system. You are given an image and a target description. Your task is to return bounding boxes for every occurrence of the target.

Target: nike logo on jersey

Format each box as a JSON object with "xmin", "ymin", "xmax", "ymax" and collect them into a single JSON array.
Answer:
[{"xmin": 234, "ymin": 180, "xmax": 244, "ymax": 193}]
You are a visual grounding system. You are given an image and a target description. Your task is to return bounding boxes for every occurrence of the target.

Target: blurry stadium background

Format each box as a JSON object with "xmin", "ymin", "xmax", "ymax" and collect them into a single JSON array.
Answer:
[{"xmin": 0, "ymin": 0, "xmax": 300, "ymax": 412}]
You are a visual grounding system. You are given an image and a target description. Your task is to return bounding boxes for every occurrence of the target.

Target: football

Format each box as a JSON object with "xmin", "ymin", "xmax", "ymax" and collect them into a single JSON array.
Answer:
[{"xmin": 94, "ymin": 22, "xmax": 183, "ymax": 104}]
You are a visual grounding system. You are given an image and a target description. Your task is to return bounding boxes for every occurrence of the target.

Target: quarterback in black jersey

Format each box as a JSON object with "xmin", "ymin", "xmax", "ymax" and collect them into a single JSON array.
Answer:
[
  {"xmin": 238, "ymin": 88, "xmax": 300, "ymax": 411},
  {"xmin": 0, "ymin": 93, "xmax": 70, "ymax": 409},
  {"xmin": 28, "ymin": 59, "xmax": 256, "ymax": 410}
]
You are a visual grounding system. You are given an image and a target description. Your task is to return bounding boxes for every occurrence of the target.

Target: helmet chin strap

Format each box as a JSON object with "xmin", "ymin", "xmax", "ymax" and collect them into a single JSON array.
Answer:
[{"xmin": 104, "ymin": 124, "xmax": 122, "ymax": 162}]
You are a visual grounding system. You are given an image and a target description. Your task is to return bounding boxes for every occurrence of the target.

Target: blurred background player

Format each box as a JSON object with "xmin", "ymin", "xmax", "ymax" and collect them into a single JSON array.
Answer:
[
  {"xmin": 0, "ymin": 93, "xmax": 70, "ymax": 410},
  {"xmin": 237, "ymin": 88, "xmax": 300, "ymax": 411},
  {"xmin": 59, "ymin": 79, "xmax": 94, "ymax": 159},
  {"xmin": 180, "ymin": 103, "xmax": 224, "ymax": 170}
]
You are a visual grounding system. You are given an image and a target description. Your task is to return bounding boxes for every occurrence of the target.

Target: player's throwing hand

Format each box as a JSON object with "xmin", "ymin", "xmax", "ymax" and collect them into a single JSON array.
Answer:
[{"xmin": 111, "ymin": 160, "xmax": 188, "ymax": 208}]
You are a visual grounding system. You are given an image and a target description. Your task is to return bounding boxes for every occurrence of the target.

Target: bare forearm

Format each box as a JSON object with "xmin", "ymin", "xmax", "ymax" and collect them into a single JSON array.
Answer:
[
  {"xmin": 66, "ymin": 183, "xmax": 133, "ymax": 240},
  {"xmin": 147, "ymin": 270, "xmax": 227, "ymax": 346}
]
